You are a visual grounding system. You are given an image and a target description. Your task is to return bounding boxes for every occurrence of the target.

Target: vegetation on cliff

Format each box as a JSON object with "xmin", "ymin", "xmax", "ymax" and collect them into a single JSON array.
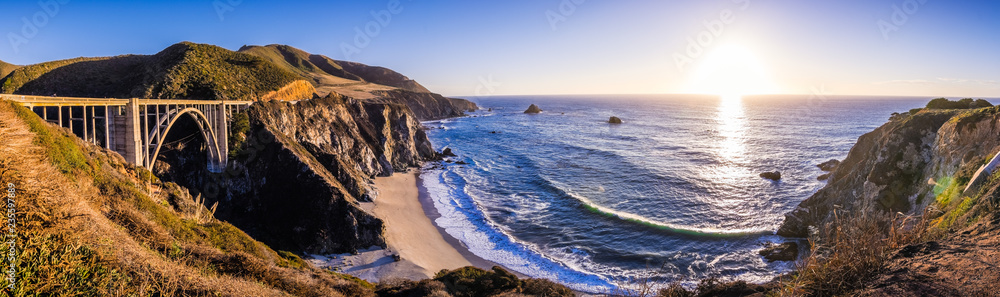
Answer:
[{"xmin": 925, "ymin": 97, "xmax": 993, "ymax": 110}]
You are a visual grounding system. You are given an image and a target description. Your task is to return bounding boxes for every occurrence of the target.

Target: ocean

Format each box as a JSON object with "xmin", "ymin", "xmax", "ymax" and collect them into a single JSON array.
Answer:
[{"xmin": 420, "ymin": 94, "xmax": 938, "ymax": 292}]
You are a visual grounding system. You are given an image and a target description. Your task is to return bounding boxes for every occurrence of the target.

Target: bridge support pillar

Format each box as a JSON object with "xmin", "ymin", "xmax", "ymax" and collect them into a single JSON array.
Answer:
[
  {"xmin": 123, "ymin": 98, "xmax": 144, "ymax": 166},
  {"xmin": 211, "ymin": 102, "xmax": 229, "ymax": 172}
]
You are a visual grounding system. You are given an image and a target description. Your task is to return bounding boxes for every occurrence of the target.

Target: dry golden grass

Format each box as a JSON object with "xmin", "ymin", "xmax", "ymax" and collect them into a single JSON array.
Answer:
[
  {"xmin": 775, "ymin": 210, "xmax": 927, "ymax": 297},
  {"xmin": 261, "ymin": 80, "xmax": 316, "ymax": 102}
]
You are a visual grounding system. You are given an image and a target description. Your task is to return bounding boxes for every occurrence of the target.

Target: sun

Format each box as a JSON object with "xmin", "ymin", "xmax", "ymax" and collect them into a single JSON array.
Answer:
[{"xmin": 686, "ymin": 44, "xmax": 780, "ymax": 97}]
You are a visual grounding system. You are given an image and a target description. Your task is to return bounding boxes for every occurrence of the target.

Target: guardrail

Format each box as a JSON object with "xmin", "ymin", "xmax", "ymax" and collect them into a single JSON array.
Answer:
[{"xmin": 1, "ymin": 94, "xmax": 255, "ymax": 107}]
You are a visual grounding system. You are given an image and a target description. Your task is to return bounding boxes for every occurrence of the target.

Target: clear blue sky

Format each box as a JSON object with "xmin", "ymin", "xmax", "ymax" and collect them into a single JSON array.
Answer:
[{"xmin": 2, "ymin": 0, "xmax": 998, "ymax": 97}]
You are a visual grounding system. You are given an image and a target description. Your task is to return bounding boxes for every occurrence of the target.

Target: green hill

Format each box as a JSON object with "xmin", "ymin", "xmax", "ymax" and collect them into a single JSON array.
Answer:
[{"xmin": 1, "ymin": 42, "xmax": 310, "ymax": 100}]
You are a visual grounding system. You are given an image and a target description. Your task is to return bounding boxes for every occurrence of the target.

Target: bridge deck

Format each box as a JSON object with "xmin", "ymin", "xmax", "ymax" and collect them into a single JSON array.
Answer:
[{"xmin": 1, "ymin": 94, "xmax": 254, "ymax": 107}]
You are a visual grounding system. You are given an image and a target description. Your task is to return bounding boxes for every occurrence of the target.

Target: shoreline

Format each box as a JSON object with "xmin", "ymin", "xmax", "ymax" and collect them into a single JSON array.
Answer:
[
  {"xmin": 414, "ymin": 170, "xmax": 504, "ymax": 271},
  {"xmin": 309, "ymin": 168, "xmax": 499, "ymax": 282}
]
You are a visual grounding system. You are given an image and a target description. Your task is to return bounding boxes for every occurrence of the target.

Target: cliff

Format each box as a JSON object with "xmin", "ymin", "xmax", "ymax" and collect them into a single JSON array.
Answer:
[
  {"xmin": 155, "ymin": 94, "xmax": 437, "ymax": 254},
  {"xmin": 371, "ymin": 89, "xmax": 478, "ymax": 120},
  {"xmin": 779, "ymin": 106, "xmax": 1000, "ymax": 237}
]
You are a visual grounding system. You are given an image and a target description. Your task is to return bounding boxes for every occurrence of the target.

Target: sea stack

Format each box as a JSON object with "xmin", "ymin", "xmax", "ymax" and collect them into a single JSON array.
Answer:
[
  {"xmin": 608, "ymin": 116, "xmax": 622, "ymax": 124},
  {"xmin": 760, "ymin": 171, "xmax": 782, "ymax": 181},
  {"xmin": 524, "ymin": 104, "xmax": 542, "ymax": 113}
]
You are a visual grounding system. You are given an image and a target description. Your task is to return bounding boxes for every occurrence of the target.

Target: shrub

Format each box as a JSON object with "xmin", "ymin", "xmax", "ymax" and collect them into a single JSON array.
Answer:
[
  {"xmin": 522, "ymin": 278, "xmax": 574, "ymax": 297},
  {"xmin": 434, "ymin": 266, "xmax": 521, "ymax": 297},
  {"xmin": 376, "ymin": 278, "xmax": 450, "ymax": 297},
  {"xmin": 779, "ymin": 211, "xmax": 921, "ymax": 296},
  {"xmin": 925, "ymin": 98, "xmax": 993, "ymax": 110},
  {"xmin": 228, "ymin": 111, "xmax": 250, "ymax": 157}
]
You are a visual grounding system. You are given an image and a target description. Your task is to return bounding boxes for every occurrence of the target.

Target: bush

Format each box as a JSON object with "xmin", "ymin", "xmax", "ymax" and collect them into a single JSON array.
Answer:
[
  {"xmin": 376, "ymin": 279, "xmax": 450, "ymax": 297},
  {"xmin": 925, "ymin": 98, "xmax": 993, "ymax": 110},
  {"xmin": 228, "ymin": 111, "xmax": 250, "ymax": 157},
  {"xmin": 522, "ymin": 278, "xmax": 574, "ymax": 297},
  {"xmin": 434, "ymin": 266, "xmax": 521, "ymax": 297}
]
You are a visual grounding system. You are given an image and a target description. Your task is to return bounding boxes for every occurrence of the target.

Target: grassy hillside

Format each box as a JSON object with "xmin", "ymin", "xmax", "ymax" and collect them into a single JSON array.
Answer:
[
  {"xmin": 238, "ymin": 44, "xmax": 363, "ymax": 84},
  {"xmin": 0, "ymin": 42, "xmax": 312, "ymax": 101},
  {"xmin": 0, "ymin": 101, "xmax": 373, "ymax": 296},
  {"xmin": 0, "ymin": 59, "xmax": 20, "ymax": 80},
  {"xmin": 334, "ymin": 60, "xmax": 430, "ymax": 93}
]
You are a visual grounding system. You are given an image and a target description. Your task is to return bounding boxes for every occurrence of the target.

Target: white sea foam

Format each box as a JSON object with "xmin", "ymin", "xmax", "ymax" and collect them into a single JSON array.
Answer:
[{"xmin": 422, "ymin": 166, "xmax": 617, "ymax": 293}]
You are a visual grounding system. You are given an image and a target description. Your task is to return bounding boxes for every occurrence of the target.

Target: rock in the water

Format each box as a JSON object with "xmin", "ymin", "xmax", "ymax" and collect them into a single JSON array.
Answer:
[
  {"xmin": 442, "ymin": 147, "xmax": 457, "ymax": 157},
  {"xmin": 524, "ymin": 104, "xmax": 542, "ymax": 113},
  {"xmin": 759, "ymin": 242, "xmax": 799, "ymax": 261},
  {"xmin": 817, "ymin": 173, "xmax": 831, "ymax": 181},
  {"xmin": 608, "ymin": 116, "xmax": 623, "ymax": 124},
  {"xmin": 817, "ymin": 159, "xmax": 841, "ymax": 171},
  {"xmin": 760, "ymin": 171, "xmax": 782, "ymax": 181}
]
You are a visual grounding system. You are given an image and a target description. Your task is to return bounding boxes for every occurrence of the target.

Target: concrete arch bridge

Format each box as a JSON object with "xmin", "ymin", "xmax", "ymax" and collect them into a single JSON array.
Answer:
[{"xmin": 2, "ymin": 95, "xmax": 252, "ymax": 173}]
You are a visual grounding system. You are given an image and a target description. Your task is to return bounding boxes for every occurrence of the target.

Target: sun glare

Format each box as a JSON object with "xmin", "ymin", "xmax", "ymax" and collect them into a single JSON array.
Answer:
[{"xmin": 686, "ymin": 44, "xmax": 780, "ymax": 97}]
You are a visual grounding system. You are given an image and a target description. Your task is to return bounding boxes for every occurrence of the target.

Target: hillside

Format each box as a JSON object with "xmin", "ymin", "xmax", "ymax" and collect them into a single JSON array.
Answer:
[
  {"xmin": 0, "ymin": 43, "xmax": 476, "ymax": 120},
  {"xmin": 0, "ymin": 42, "xmax": 313, "ymax": 101},
  {"xmin": 334, "ymin": 60, "xmax": 431, "ymax": 93},
  {"xmin": 238, "ymin": 44, "xmax": 476, "ymax": 120},
  {"xmin": 0, "ymin": 59, "xmax": 19, "ymax": 79},
  {"xmin": 238, "ymin": 44, "xmax": 364, "ymax": 88},
  {"xmin": 0, "ymin": 101, "xmax": 374, "ymax": 296}
]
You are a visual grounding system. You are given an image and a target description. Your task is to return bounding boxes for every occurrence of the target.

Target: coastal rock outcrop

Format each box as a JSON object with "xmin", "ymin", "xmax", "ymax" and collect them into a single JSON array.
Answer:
[
  {"xmin": 608, "ymin": 116, "xmax": 622, "ymax": 124},
  {"xmin": 778, "ymin": 107, "xmax": 1000, "ymax": 237},
  {"xmin": 760, "ymin": 171, "xmax": 782, "ymax": 181},
  {"xmin": 524, "ymin": 104, "xmax": 542, "ymax": 114},
  {"xmin": 372, "ymin": 89, "xmax": 478, "ymax": 120},
  {"xmin": 817, "ymin": 159, "xmax": 841, "ymax": 171},
  {"xmin": 759, "ymin": 242, "xmax": 799, "ymax": 261}
]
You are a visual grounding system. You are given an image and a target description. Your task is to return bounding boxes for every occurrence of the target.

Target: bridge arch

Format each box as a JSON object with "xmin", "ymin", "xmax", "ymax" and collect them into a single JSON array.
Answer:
[{"xmin": 147, "ymin": 107, "xmax": 226, "ymax": 173}]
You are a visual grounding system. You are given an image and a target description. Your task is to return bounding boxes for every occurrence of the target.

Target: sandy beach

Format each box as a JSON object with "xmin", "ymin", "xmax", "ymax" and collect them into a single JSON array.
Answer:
[{"xmin": 308, "ymin": 170, "xmax": 491, "ymax": 282}]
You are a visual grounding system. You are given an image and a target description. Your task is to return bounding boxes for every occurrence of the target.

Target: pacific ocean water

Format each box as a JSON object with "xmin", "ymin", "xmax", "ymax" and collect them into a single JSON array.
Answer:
[{"xmin": 420, "ymin": 94, "xmax": 939, "ymax": 292}]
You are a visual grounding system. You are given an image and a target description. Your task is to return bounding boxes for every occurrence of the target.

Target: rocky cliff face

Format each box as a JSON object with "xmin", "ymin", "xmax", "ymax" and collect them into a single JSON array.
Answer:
[
  {"xmin": 371, "ymin": 89, "xmax": 478, "ymax": 120},
  {"xmin": 779, "ymin": 107, "xmax": 1000, "ymax": 237},
  {"xmin": 156, "ymin": 94, "xmax": 438, "ymax": 254}
]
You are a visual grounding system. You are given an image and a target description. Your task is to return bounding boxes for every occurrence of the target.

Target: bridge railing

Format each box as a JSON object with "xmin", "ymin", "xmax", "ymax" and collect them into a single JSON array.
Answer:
[
  {"xmin": 1, "ymin": 94, "xmax": 255, "ymax": 107},
  {"xmin": 0, "ymin": 94, "xmax": 130, "ymax": 106}
]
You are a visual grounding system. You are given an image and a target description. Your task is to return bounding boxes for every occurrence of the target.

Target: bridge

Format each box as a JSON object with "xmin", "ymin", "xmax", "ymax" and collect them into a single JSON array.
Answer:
[{"xmin": 1, "ymin": 94, "xmax": 252, "ymax": 173}]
